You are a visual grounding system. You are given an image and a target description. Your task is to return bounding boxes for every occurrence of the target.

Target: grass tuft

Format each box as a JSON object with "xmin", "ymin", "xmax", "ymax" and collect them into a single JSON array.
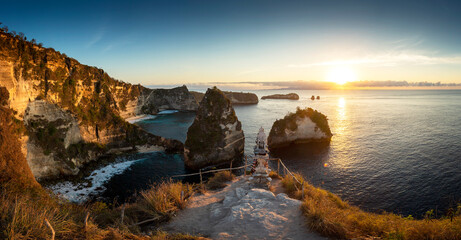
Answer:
[{"xmin": 281, "ymin": 173, "xmax": 461, "ymax": 240}]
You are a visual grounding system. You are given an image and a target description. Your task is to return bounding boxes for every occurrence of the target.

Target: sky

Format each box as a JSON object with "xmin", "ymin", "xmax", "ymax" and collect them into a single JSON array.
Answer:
[{"xmin": 1, "ymin": 0, "xmax": 461, "ymax": 86}]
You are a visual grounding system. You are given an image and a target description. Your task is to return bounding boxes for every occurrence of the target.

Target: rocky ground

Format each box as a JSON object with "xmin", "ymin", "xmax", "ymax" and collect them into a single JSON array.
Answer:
[{"xmin": 161, "ymin": 176, "xmax": 325, "ymax": 240}]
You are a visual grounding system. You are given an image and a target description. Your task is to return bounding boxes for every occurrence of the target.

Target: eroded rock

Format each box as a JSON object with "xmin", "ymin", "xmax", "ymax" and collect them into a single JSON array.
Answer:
[
  {"xmin": 268, "ymin": 107, "xmax": 332, "ymax": 149},
  {"xmin": 184, "ymin": 87, "xmax": 244, "ymax": 170}
]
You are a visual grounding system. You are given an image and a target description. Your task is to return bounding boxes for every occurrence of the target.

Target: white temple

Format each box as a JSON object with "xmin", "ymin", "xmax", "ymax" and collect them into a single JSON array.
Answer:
[
  {"xmin": 250, "ymin": 127, "xmax": 271, "ymax": 184},
  {"xmin": 254, "ymin": 127, "xmax": 268, "ymax": 156}
]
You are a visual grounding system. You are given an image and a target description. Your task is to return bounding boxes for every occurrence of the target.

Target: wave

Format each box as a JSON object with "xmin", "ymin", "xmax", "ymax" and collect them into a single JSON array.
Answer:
[{"xmin": 48, "ymin": 158, "xmax": 146, "ymax": 203}]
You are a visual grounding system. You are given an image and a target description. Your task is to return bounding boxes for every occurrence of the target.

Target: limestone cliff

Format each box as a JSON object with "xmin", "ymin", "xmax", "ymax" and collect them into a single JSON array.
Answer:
[
  {"xmin": 0, "ymin": 31, "xmax": 188, "ymax": 179},
  {"xmin": 191, "ymin": 91, "xmax": 258, "ymax": 105},
  {"xmin": 0, "ymin": 87, "xmax": 39, "ymax": 188},
  {"xmin": 268, "ymin": 107, "xmax": 332, "ymax": 149},
  {"xmin": 184, "ymin": 87, "xmax": 245, "ymax": 170},
  {"xmin": 118, "ymin": 85, "xmax": 198, "ymax": 119}
]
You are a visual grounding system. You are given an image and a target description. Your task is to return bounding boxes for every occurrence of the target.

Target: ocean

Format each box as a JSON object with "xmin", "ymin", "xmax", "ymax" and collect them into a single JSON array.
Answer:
[{"xmin": 50, "ymin": 89, "xmax": 461, "ymax": 217}]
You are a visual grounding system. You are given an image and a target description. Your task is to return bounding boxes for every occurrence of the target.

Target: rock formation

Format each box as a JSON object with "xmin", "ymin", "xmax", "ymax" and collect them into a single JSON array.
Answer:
[
  {"xmin": 261, "ymin": 93, "xmax": 299, "ymax": 100},
  {"xmin": 184, "ymin": 87, "xmax": 244, "ymax": 170},
  {"xmin": 191, "ymin": 91, "xmax": 258, "ymax": 105},
  {"xmin": 118, "ymin": 85, "xmax": 198, "ymax": 119},
  {"xmin": 0, "ymin": 87, "xmax": 39, "ymax": 188},
  {"xmin": 268, "ymin": 107, "xmax": 332, "ymax": 149},
  {"xmin": 0, "ymin": 30, "xmax": 186, "ymax": 179}
]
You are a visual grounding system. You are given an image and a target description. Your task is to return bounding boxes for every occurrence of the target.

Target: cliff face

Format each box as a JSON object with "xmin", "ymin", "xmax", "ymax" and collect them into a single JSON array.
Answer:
[
  {"xmin": 184, "ymin": 87, "xmax": 245, "ymax": 170},
  {"xmin": 0, "ymin": 31, "xmax": 189, "ymax": 180},
  {"xmin": 118, "ymin": 85, "xmax": 198, "ymax": 119},
  {"xmin": 0, "ymin": 87, "xmax": 39, "ymax": 188},
  {"xmin": 191, "ymin": 91, "xmax": 258, "ymax": 105},
  {"xmin": 268, "ymin": 107, "xmax": 332, "ymax": 149}
]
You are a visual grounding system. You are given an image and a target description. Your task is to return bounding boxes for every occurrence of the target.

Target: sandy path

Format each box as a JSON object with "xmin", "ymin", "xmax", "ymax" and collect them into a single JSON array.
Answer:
[{"xmin": 161, "ymin": 176, "xmax": 325, "ymax": 240}]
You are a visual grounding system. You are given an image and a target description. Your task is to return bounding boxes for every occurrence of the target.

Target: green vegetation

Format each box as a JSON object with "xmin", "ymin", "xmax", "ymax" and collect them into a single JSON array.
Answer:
[
  {"xmin": 281, "ymin": 174, "xmax": 461, "ymax": 240},
  {"xmin": 269, "ymin": 107, "xmax": 332, "ymax": 140}
]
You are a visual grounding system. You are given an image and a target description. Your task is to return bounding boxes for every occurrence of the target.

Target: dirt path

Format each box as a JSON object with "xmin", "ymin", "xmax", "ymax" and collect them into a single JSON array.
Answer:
[{"xmin": 161, "ymin": 176, "xmax": 325, "ymax": 240}]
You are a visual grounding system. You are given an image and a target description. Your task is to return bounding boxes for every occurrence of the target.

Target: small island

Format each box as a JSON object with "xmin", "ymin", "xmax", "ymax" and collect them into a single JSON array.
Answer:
[
  {"xmin": 268, "ymin": 107, "xmax": 332, "ymax": 149},
  {"xmin": 261, "ymin": 93, "xmax": 299, "ymax": 100}
]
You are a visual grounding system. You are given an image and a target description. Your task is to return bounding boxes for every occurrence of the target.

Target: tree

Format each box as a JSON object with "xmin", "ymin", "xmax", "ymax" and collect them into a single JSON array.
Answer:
[{"xmin": 18, "ymin": 32, "xmax": 25, "ymax": 40}]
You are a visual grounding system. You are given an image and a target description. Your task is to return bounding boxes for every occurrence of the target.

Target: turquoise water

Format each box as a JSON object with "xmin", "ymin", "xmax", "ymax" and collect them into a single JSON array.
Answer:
[{"xmin": 102, "ymin": 89, "xmax": 461, "ymax": 217}]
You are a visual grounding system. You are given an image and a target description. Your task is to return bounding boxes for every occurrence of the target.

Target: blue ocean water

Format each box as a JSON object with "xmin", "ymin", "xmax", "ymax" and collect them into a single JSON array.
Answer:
[{"xmin": 101, "ymin": 89, "xmax": 461, "ymax": 217}]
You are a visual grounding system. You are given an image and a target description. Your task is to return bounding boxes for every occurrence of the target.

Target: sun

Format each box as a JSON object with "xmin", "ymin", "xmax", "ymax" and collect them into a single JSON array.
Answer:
[{"xmin": 326, "ymin": 66, "xmax": 357, "ymax": 85}]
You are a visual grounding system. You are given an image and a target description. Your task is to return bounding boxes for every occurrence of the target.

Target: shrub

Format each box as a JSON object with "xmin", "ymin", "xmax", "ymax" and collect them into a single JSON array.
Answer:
[{"xmin": 206, "ymin": 171, "xmax": 234, "ymax": 190}]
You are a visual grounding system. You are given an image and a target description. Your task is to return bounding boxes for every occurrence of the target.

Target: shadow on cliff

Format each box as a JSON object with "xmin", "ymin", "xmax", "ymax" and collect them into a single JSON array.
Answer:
[{"xmin": 269, "ymin": 142, "xmax": 331, "ymax": 163}]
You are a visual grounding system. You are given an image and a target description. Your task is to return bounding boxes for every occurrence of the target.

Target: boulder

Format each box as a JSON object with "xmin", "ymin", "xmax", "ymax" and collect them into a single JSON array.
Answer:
[
  {"xmin": 261, "ymin": 93, "xmax": 299, "ymax": 100},
  {"xmin": 268, "ymin": 107, "xmax": 332, "ymax": 149},
  {"xmin": 184, "ymin": 87, "xmax": 245, "ymax": 169}
]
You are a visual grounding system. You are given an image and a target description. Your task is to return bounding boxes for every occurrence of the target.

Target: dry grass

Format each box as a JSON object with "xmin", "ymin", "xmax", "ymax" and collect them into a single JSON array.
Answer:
[
  {"xmin": 281, "ymin": 174, "xmax": 461, "ymax": 240},
  {"xmin": 268, "ymin": 171, "xmax": 282, "ymax": 179},
  {"xmin": 139, "ymin": 181, "xmax": 194, "ymax": 215},
  {"xmin": 0, "ymin": 180, "xmax": 200, "ymax": 240},
  {"xmin": 206, "ymin": 171, "xmax": 234, "ymax": 190}
]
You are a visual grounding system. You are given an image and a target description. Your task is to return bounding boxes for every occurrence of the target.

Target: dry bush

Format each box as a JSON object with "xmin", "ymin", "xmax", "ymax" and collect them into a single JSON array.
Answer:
[
  {"xmin": 280, "ymin": 172, "xmax": 461, "ymax": 240},
  {"xmin": 0, "ymin": 180, "xmax": 198, "ymax": 239},
  {"xmin": 268, "ymin": 171, "xmax": 281, "ymax": 179},
  {"xmin": 206, "ymin": 171, "xmax": 234, "ymax": 190},
  {"xmin": 139, "ymin": 181, "xmax": 194, "ymax": 216}
]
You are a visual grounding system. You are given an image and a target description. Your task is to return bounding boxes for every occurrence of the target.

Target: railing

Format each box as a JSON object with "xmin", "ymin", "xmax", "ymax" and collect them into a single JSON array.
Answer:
[
  {"xmin": 170, "ymin": 157, "xmax": 252, "ymax": 185},
  {"xmin": 170, "ymin": 155, "xmax": 305, "ymax": 198},
  {"xmin": 268, "ymin": 157, "xmax": 305, "ymax": 199}
]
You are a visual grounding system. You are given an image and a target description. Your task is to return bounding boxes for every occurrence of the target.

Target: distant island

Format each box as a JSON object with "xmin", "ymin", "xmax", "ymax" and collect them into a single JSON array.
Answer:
[{"xmin": 261, "ymin": 93, "xmax": 299, "ymax": 100}]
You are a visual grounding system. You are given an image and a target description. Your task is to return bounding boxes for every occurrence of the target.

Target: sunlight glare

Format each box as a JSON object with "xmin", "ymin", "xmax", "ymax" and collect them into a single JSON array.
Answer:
[{"xmin": 326, "ymin": 66, "xmax": 357, "ymax": 85}]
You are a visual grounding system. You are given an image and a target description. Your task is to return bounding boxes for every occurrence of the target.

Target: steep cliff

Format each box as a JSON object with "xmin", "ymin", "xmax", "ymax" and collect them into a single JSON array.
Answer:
[
  {"xmin": 0, "ymin": 87, "xmax": 39, "ymax": 188},
  {"xmin": 184, "ymin": 87, "xmax": 245, "ymax": 170},
  {"xmin": 191, "ymin": 91, "xmax": 258, "ymax": 105},
  {"xmin": 268, "ymin": 107, "xmax": 332, "ymax": 149},
  {"xmin": 118, "ymin": 85, "xmax": 198, "ymax": 119},
  {"xmin": 0, "ymin": 31, "xmax": 188, "ymax": 179}
]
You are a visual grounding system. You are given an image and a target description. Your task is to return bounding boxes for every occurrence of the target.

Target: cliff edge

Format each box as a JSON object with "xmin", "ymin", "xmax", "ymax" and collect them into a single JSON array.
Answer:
[{"xmin": 0, "ymin": 31, "xmax": 187, "ymax": 179}]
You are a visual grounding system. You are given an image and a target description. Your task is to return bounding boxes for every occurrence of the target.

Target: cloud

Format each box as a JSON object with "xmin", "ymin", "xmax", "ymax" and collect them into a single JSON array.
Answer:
[
  {"xmin": 287, "ymin": 52, "xmax": 461, "ymax": 68},
  {"xmin": 86, "ymin": 30, "xmax": 105, "ymax": 48}
]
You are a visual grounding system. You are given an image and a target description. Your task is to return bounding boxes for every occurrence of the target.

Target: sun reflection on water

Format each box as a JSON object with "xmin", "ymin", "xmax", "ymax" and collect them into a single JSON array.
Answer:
[
  {"xmin": 336, "ymin": 97, "xmax": 347, "ymax": 128},
  {"xmin": 331, "ymin": 96, "xmax": 351, "ymax": 169}
]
